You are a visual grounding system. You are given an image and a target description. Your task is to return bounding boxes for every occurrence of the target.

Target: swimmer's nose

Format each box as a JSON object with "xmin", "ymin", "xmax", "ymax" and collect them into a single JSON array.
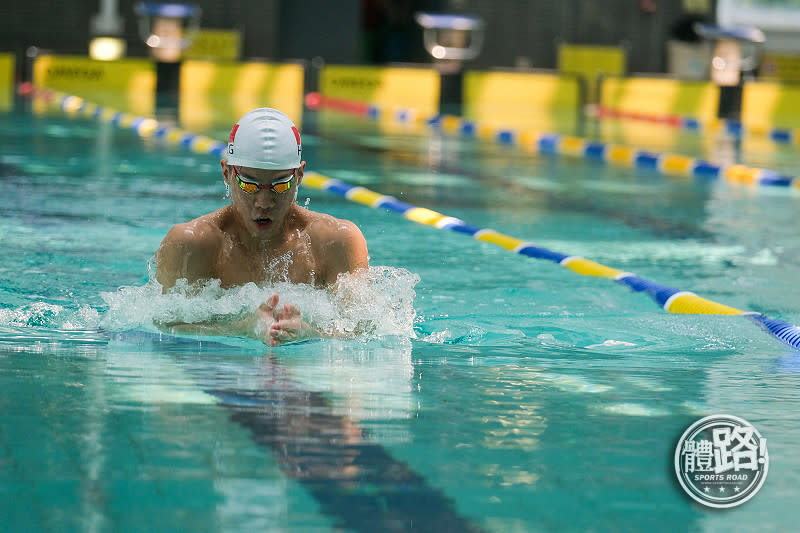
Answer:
[{"xmin": 253, "ymin": 189, "xmax": 276, "ymax": 208}]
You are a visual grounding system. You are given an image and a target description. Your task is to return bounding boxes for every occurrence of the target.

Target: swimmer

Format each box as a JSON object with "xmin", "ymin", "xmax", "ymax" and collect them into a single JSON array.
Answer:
[{"xmin": 155, "ymin": 108, "xmax": 368, "ymax": 345}]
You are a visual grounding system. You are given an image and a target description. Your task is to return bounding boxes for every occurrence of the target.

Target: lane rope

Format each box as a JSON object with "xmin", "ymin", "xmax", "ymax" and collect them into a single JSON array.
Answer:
[
  {"xmin": 592, "ymin": 104, "xmax": 800, "ymax": 146},
  {"xmin": 305, "ymin": 92, "xmax": 800, "ymax": 191},
  {"xmin": 19, "ymin": 83, "xmax": 800, "ymax": 350},
  {"xmin": 301, "ymin": 171, "xmax": 800, "ymax": 349}
]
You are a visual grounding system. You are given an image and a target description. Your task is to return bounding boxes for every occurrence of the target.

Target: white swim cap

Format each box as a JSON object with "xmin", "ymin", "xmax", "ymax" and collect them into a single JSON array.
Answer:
[{"xmin": 226, "ymin": 108, "xmax": 302, "ymax": 169}]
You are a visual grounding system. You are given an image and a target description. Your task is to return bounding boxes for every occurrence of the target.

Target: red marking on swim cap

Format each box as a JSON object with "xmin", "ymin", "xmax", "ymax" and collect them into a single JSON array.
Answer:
[
  {"xmin": 228, "ymin": 123, "xmax": 240, "ymax": 143},
  {"xmin": 291, "ymin": 126, "xmax": 301, "ymax": 146}
]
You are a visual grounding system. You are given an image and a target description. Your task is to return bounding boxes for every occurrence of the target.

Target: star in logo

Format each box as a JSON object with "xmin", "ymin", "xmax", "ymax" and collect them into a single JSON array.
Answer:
[{"xmin": 719, "ymin": 487, "xmax": 726, "ymax": 493}]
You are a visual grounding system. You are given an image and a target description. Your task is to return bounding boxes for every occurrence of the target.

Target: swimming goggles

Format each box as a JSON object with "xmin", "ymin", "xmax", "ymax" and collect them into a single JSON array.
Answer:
[{"xmin": 232, "ymin": 166, "xmax": 294, "ymax": 194}]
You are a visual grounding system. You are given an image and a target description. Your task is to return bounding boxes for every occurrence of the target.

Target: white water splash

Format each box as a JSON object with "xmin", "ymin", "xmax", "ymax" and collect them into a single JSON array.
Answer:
[
  {"xmin": 100, "ymin": 266, "xmax": 420, "ymax": 341},
  {"xmin": 747, "ymin": 247, "xmax": 779, "ymax": 266},
  {"xmin": 419, "ymin": 329, "xmax": 453, "ymax": 344},
  {"xmin": 0, "ymin": 302, "xmax": 101, "ymax": 329},
  {"xmin": 597, "ymin": 402, "xmax": 671, "ymax": 417},
  {"xmin": 585, "ymin": 339, "xmax": 637, "ymax": 349}
]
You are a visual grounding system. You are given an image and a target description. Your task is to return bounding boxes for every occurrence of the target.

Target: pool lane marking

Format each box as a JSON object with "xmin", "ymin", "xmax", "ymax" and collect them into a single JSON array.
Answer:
[
  {"xmin": 21, "ymin": 86, "xmax": 492, "ymax": 532},
  {"xmin": 302, "ymin": 172, "xmax": 800, "ymax": 350},
  {"xmin": 304, "ymin": 92, "xmax": 800, "ymax": 191},
  {"xmin": 204, "ymin": 356, "xmax": 487, "ymax": 533},
  {"xmin": 592, "ymin": 104, "xmax": 800, "ymax": 146},
  {"xmin": 214, "ymin": 384, "xmax": 488, "ymax": 533},
  {"xmin": 23, "ymin": 84, "xmax": 800, "ymax": 350},
  {"xmin": 105, "ymin": 333, "xmax": 487, "ymax": 533}
]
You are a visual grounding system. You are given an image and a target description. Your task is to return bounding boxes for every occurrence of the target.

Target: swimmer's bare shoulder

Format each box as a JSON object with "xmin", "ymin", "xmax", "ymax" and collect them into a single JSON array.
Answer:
[
  {"xmin": 155, "ymin": 210, "xmax": 225, "ymax": 290},
  {"xmin": 304, "ymin": 209, "xmax": 369, "ymax": 285}
]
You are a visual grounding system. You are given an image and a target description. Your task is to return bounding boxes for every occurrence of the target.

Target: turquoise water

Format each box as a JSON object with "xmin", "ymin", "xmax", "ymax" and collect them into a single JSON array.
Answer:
[{"xmin": 2, "ymin": 100, "xmax": 800, "ymax": 532}]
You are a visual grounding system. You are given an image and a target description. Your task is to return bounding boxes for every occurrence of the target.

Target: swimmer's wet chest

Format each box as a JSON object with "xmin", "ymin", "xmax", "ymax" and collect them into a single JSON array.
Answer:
[{"xmin": 217, "ymin": 234, "xmax": 320, "ymax": 286}]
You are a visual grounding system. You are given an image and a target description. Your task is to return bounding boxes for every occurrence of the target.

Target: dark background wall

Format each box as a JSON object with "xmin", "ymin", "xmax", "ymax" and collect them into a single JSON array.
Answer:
[
  {"xmin": 1, "ymin": 0, "xmax": 714, "ymax": 76},
  {"xmin": 452, "ymin": 0, "xmax": 715, "ymax": 73},
  {"xmin": 2, "ymin": 0, "xmax": 283, "ymax": 61}
]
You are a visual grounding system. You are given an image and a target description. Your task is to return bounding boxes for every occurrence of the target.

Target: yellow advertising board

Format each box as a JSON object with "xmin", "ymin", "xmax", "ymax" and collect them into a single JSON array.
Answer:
[
  {"xmin": 463, "ymin": 70, "xmax": 581, "ymax": 132},
  {"xmin": 600, "ymin": 76, "xmax": 719, "ymax": 123},
  {"xmin": 179, "ymin": 60, "xmax": 304, "ymax": 130},
  {"xmin": 742, "ymin": 80, "xmax": 800, "ymax": 130},
  {"xmin": 32, "ymin": 55, "xmax": 155, "ymax": 115},
  {"xmin": 183, "ymin": 29, "xmax": 241, "ymax": 61},
  {"xmin": 760, "ymin": 53, "xmax": 800, "ymax": 84},
  {"xmin": 599, "ymin": 120, "xmax": 687, "ymax": 154},
  {"xmin": 319, "ymin": 65, "xmax": 439, "ymax": 116},
  {"xmin": 558, "ymin": 44, "xmax": 626, "ymax": 103},
  {"xmin": 0, "ymin": 52, "xmax": 14, "ymax": 111}
]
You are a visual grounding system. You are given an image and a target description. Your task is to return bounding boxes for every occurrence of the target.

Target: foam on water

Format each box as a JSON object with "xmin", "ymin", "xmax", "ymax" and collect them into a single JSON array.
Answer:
[
  {"xmin": 0, "ymin": 302, "xmax": 101, "ymax": 329},
  {"xmin": 100, "ymin": 266, "xmax": 420, "ymax": 342},
  {"xmin": 0, "ymin": 266, "xmax": 419, "ymax": 345}
]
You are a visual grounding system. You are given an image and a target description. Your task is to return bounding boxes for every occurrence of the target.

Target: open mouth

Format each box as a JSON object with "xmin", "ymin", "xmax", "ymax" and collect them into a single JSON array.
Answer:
[{"xmin": 254, "ymin": 217, "xmax": 272, "ymax": 230}]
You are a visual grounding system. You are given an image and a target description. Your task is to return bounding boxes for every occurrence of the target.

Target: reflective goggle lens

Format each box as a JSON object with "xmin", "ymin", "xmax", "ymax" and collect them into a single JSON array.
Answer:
[
  {"xmin": 237, "ymin": 179, "xmax": 260, "ymax": 194},
  {"xmin": 271, "ymin": 179, "xmax": 293, "ymax": 194},
  {"xmin": 234, "ymin": 167, "xmax": 294, "ymax": 194}
]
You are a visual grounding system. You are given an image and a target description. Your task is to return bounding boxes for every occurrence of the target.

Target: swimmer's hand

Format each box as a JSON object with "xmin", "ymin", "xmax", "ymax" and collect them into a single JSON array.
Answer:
[
  {"xmin": 254, "ymin": 294, "xmax": 319, "ymax": 346},
  {"xmin": 156, "ymin": 292, "xmax": 363, "ymax": 346}
]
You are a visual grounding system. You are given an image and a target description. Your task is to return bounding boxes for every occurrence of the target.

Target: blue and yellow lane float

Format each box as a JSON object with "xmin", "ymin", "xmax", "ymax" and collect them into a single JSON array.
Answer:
[
  {"xmin": 593, "ymin": 104, "xmax": 800, "ymax": 146},
  {"xmin": 305, "ymin": 92, "xmax": 800, "ymax": 191},
  {"xmin": 20, "ymin": 83, "xmax": 800, "ymax": 350},
  {"xmin": 302, "ymin": 172, "xmax": 800, "ymax": 349},
  {"xmin": 18, "ymin": 83, "xmax": 229, "ymax": 158}
]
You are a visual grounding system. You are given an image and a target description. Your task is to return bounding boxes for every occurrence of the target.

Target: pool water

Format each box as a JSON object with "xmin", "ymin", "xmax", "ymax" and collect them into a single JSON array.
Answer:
[{"xmin": 2, "ymin": 98, "xmax": 800, "ymax": 532}]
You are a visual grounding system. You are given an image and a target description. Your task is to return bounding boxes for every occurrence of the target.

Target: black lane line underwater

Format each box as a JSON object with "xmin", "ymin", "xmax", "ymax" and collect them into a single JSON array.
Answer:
[
  {"xmin": 209, "ymin": 358, "xmax": 487, "ymax": 533},
  {"xmin": 110, "ymin": 330, "xmax": 486, "ymax": 533}
]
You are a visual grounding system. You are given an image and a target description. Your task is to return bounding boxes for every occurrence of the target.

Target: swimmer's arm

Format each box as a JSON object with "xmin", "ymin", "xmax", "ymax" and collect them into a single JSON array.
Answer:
[
  {"xmin": 326, "ymin": 220, "xmax": 371, "ymax": 316},
  {"xmin": 153, "ymin": 224, "xmax": 256, "ymax": 337},
  {"xmin": 155, "ymin": 317, "xmax": 257, "ymax": 338},
  {"xmin": 155, "ymin": 223, "xmax": 218, "ymax": 291},
  {"xmin": 318, "ymin": 220, "xmax": 372, "ymax": 333},
  {"xmin": 322, "ymin": 219, "xmax": 370, "ymax": 285}
]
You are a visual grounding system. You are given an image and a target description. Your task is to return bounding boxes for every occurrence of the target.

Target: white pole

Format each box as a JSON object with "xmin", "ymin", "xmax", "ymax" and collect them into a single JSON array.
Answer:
[{"xmin": 91, "ymin": 0, "xmax": 124, "ymax": 36}]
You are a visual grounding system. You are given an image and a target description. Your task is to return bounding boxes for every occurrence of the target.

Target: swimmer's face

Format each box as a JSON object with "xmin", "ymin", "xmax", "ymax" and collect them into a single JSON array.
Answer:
[{"xmin": 223, "ymin": 161, "xmax": 303, "ymax": 236}]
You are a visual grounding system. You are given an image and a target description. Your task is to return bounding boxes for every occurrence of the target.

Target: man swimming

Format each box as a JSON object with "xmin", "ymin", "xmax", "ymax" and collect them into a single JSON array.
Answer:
[{"xmin": 155, "ymin": 108, "xmax": 369, "ymax": 346}]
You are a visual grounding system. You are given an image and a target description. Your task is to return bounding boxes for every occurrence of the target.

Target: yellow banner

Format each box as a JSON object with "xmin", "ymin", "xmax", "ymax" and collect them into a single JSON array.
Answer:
[
  {"xmin": 32, "ymin": 55, "xmax": 155, "ymax": 115},
  {"xmin": 760, "ymin": 53, "xmax": 800, "ymax": 84},
  {"xmin": 179, "ymin": 60, "xmax": 304, "ymax": 130},
  {"xmin": 559, "ymin": 44, "xmax": 626, "ymax": 103},
  {"xmin": 183, "ymin": 29, "xmax": 241, "ymax": 61},
  {"xmin": 742, "ymin": 80, "xmax": 800, "ymax": 130},
  {"xmin": 463, "ymin": 70, "xmax": 581, "ymax": 132},
  {"xmin": 319, "ymin": 65, "xmax": 440, "ymax": 115},
  {"xmin": 599, "ymin": 121, "xmax": 686, "ymax": 154},
  {"xmin": 0, "ymin": 52, "xmax": 14, "ymax": 111},
  {"xmin": 600, "ymin": 76, "xmax": 719, "ymax": 123}
]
